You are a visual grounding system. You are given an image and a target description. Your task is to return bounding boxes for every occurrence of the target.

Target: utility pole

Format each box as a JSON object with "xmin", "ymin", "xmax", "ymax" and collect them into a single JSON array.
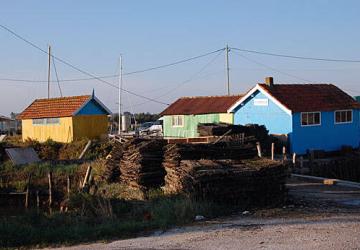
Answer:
[
  {"xmin": 47, "ymin": 45, "xmax": 51, "ymax": 99},
  {"xmin": 225, "ymin": 44, "xmax": 230, "ymax": 95},
  {"xmin": 118, "ymin": 55, "xmax": 123, "ymax": 135}
]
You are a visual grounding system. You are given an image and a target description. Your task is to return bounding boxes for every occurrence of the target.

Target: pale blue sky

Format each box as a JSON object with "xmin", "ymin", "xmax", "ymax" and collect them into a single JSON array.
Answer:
[{"xmin": 1, "ymin": 0, "xmax": 360, "ymax": 115}]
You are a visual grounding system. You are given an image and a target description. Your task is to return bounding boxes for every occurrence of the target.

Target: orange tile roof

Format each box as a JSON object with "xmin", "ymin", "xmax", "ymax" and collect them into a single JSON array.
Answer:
[
  {"xmin": 18, "ymin": 95, "xmax": 91, "ymax": 120},
  {"xmin": 258, "ymin": 83, "xmax": 360, "ymax": 112},
  {"xmin": 160, "ymin": 95, "xmax": 243, "ymax": 116}
]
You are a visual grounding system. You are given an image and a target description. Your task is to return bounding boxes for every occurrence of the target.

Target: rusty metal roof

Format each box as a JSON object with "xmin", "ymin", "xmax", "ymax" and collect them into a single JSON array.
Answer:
[
  {"xmin": 160, "ymin": 95, "xmax": 243, "ymax": 116},
  {"xmin": 259, "ymin": 83, "xmax": 360, "ymax": 112}
]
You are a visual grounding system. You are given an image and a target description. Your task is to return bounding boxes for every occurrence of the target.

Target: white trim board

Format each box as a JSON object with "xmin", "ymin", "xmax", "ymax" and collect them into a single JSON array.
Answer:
[{"xmin": 227, "ymin": 84, "xmax": 292, "ymax": 115}]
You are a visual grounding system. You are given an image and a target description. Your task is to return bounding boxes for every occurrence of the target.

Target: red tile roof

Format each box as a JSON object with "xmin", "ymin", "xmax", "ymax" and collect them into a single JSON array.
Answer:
[
  {"xmin": 160, "ymin": 95, "xmax": 243, "ymax": 116},
  {"xmin": 258, "ymin": 83, "xmax": 360, "ymax": 112},
  {"xmin": 18, "ymin": 95, "xmax": 91, "ymax": 120}
]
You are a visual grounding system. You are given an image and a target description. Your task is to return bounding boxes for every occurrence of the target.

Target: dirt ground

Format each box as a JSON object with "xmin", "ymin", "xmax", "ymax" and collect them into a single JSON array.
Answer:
[{"xmin": 48, "ymin": 176, "xmax": 360, "ymax": 250}]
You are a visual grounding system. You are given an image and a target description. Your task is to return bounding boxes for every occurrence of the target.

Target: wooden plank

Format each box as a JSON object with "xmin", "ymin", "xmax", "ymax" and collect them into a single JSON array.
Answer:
[
  {"xmin": 48, "ymin": 172, "xmax": 53, "ymax": 207},
  {"xmin": 82, "ymin": 165, "xmax": 92, "ymax": 188},
  {"xmin": 323, "ymin": 179, "xmax": 337, "ymax": 185},
  {"xmin": 78, "ymin": 140, "xmax": 92, "ymax": 159},
  {"xmin": 256, "ymin": 142, "xmax": 262, "ymax": 158},
  {"xmin": 25, "ymin": 174, "xmax": 31, "ymax": 209},
  {"xmin": 212, "ymin": 129, "xmax": 232, "ymax": 144}
]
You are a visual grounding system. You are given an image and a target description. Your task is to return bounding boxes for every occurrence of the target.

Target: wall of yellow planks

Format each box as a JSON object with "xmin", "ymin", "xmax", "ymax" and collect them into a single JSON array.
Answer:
[
  {"xmin": 21, "ymin": 115, "xmax": 108, "ymax": 143},
  {"xmin": 72, "ymin": 115, "xmax": 108, "ymax": 140},
  {"xmin": 219, "ymin": 113, "xmax": 234, "ymax": 124},
  {"xmin": 22, "ymin": 117, "xmax": 73, "ymax": 143}
]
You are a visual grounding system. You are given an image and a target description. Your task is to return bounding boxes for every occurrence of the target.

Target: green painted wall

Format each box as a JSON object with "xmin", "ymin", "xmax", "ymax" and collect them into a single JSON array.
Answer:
[{"xmin": 163, "ymin": 114, "xmax": 221, "ymax": 138}]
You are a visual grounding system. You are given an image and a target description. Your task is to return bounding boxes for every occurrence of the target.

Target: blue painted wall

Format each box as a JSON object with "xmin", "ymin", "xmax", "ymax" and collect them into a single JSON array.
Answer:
[
  {"xmin": 233, "ymin": 90, "xmax": 292, "ymax": 135},
  {"xmin": 290, "ymin": 111, "xmax": 360, "ymax": 154},
  {"xmin": 76, "ymin": 99, "xmax": 108, "ymax": 115},
  {"xmin": 232, "ymin": 90, "xmax": 360, "ymax": 154}
]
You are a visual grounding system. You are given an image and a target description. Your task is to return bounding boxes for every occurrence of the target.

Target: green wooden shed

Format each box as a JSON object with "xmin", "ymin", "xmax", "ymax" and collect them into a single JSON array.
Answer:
[{"xmin": 160, "ymin": 95, "xmax": 243, "ymax": 138}]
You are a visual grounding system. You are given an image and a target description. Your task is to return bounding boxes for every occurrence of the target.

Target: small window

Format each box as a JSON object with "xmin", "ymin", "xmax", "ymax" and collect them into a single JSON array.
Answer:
[
  {"xmin": 171, "ymin": 115, "xmax": 184, "ymax": 127},
  {"xmin": 46, "ymin": 118, "xmax": 60, "ymax": 124},
  {"xmin": 32, "ymin": 118, "xmax": 46, "ymax": 125},
  {"xmin": 301, "ymin": 112, "xmax": 321, "ymax": 126},
  {"xmin": 335, "ymin": 110, "xmax": 352, "ymax": 124},
  {"xmin": 32, "ymin": 118, "xmax": 60, "ymax": 125}
]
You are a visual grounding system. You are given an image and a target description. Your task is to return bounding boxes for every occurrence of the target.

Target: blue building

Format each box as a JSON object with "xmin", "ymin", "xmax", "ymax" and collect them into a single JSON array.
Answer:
[{"xmin": 228, "ymin": 77, "xmax": 360, "ymax": 154}]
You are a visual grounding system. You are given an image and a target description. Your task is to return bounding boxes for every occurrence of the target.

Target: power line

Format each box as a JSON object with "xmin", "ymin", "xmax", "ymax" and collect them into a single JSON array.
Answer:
[
  {"xmin": 155, "ymin": 49, "xmax": 224, "ymax": 97},
  {"xmin": 0, "ymin": 49, "xmax": 224, "ymax": 83},
  {"xmin": 0, "ymin": 23, "xmax": 221, "ymax": 106},
  {"xmin": 0, "ymin": 23, "xmax": 170, "ymax": 105},
  {"xmin": 232, "ymin": 50, "xmax": 313, "ymax": 82},
  {"xmin": 124, "ymin": 48, "xmax": 225, "ymax": 75},
  {"xmin": 123, "ymin": 70, "xmax": 224, "ymax": 110},
  {"xmin": 2, "ymin": 46, "xmax": 358, "ymax": 83},
  {"xmin": 0, "ymin": 75, "xmax": 118, "ymax": 83},
  {"xmin": 233, "ymin": 51, "xmax": 360, "ymax": 95},
  {"xmin": 124, "ymin": 50, "xmax": 224, "ymax": 108},
  {"xmin": 52, "ymin": 55, "xmax": 63, "ymax": 97},
  {"xmin": 0, "ymin": 23, "xmax": 224, "ymax": 83},
  {"xmin": 231, "ymin": 47, "xmax": 360, "ymax": 63}
]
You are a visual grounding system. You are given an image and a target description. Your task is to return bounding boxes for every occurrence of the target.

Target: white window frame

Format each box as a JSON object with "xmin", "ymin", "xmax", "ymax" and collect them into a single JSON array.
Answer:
[
  {"xmin": 300, "ymin": 112, "xmax": 321, "ymax": 127},
  {"xmin": 334, "ymin": 109, "xmax": 353, "ymax": 124},
  {"xmin": 32, "ymin": 118, "xmax": 60, "ymax": 126},
  {"xmin": 171, "ymin": 115, "xmax": 184, "ymax": 127},
  {"xmin": 32, "ymin": 118, "xmax": 46, "ymax": 125}
]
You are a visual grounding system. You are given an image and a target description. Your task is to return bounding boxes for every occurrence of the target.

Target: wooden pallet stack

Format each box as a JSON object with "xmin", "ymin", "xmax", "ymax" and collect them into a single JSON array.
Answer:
[
  {"xmin": 163, "ymin": 142, "xmax": 287, "ymax": 205},
  {"xmin": 162, "ymin": 142, "xmax": 257, "ymax": 194},
  {"xmin": 198, "ymin": 123, "xmax": 248, "ymax": 136},
  {"xmin": 198, "ymin": 123, "xmax": 269, "ymax": 143},
  {"xmin": 163, "ymin": 158, "xmax": 287, "ymax": 205},
  {"xmin": 103, "ymin": 140, "xmax": 129, "ymax": 183},
  {"xmin": 163, "ymin": 142, "xmax": 257, "ymax": 162},
  {"xmin": 120, "ymin": 139, "xmax": 167, "ymax": 190}
]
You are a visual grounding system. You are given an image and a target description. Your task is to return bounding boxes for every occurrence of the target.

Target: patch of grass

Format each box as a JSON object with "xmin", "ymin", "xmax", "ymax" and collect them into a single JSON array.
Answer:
[
  {"xmin": 0, "ymin": 211, "xmax": 150, "ymax": 248},
  {"xmin": 0, "ymin": 162, "xmax": 85, "ymax": 195},
  {"xmin": 149, "ymin": 195, "xmax": 229, "ymax": 228},
  {"xmin": 0, "ymin": 193, "xmax": 234, "ymax": 248}
]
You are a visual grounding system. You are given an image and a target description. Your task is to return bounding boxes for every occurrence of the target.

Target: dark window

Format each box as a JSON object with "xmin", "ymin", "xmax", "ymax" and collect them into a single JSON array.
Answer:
[
  {"xmin": 335, "ymin": 110, "xmax": 352, "ymax": 124},
  {"xmin": 301, "ymin": 113, "xmax": 308, "ymax": 125},
  {"xmin": 314, "ymin": 113, "xmax": 320, "ymax": 124},
  {"xmin": 301, "ymin": 112, "xmax": 321, "ymax": 126}
]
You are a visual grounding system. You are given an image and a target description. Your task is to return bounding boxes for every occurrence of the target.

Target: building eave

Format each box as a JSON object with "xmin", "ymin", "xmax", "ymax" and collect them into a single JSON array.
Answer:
[
  {"xmin": 227, "ymin": 84, "xmax": 292, "ymax": 116},
  {"xmin": 73, "ymin": 96, "xmax": 112, "ymax": 116}
]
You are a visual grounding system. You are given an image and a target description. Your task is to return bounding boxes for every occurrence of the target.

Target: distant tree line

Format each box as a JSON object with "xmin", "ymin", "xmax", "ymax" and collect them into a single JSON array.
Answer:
[
  {"xmin": 112, "ymin": 112, "xmax": 160, "ymax": 125},
  {"xmin": 133, "ymin": 112, "xmax": 160, "ymax": 124}
]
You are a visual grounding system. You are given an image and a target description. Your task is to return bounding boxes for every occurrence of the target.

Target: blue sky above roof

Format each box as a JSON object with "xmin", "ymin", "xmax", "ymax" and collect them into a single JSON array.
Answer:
[{"xmin": 1, "ymin": 0, "xmax": 360, "ymax": 115}]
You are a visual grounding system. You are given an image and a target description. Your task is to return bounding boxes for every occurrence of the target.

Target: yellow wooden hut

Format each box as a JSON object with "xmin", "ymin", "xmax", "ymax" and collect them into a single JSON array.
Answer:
[{"xmin": 18, "ymin": 93, "xmax": 111, "ymax": 143}]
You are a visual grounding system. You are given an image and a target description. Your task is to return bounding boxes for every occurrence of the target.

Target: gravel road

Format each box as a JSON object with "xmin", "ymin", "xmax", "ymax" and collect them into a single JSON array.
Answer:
[
  {"xmin": 48, "ymin": 177, "xmax": 360, "ymax": 250},
  {"xmin": 51, "ymin": 213, "xmax": 360, "ymax": 250}
]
